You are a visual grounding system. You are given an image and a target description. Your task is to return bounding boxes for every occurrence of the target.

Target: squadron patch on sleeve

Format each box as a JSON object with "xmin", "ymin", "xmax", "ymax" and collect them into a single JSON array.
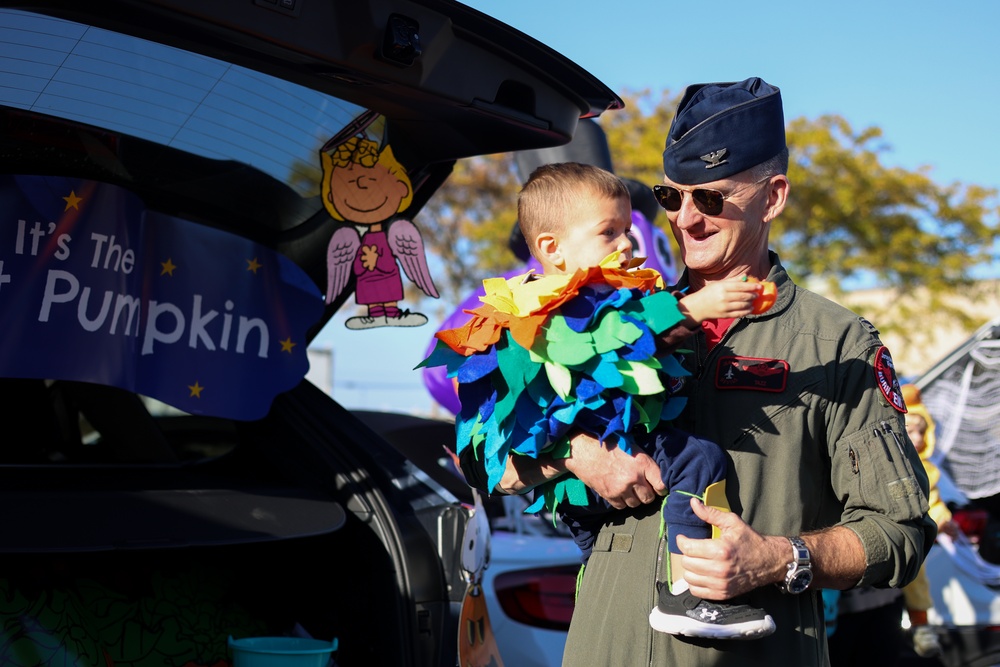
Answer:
[{"xmin": 873, "ymin": 346, "xmax": 906, "ymax": 413}]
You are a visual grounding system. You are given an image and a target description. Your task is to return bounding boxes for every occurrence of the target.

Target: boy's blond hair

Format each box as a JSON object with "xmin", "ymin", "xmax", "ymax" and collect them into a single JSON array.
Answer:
[{"xmin": 517, "ymin": 162, "xmax": 629, "ymax": 259}]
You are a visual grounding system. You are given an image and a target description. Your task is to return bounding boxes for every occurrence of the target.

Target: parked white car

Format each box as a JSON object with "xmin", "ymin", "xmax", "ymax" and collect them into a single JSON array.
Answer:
[
  {"xmin": 356, "ymin": 405, "xmax": 1000, "ymax": 666},
  {"xmin": 482, "ymin": 502, "xmax": 579, "ymax": 667}
]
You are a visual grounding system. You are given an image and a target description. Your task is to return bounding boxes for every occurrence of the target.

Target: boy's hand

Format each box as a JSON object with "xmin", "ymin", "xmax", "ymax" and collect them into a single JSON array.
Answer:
[
  {"xmin": 681, "ymin": 277, "xmax": 767, "ymax": 322},
  {"xmin": 938, "ymin": 518, "xmax": 960, "ymax": 539}
]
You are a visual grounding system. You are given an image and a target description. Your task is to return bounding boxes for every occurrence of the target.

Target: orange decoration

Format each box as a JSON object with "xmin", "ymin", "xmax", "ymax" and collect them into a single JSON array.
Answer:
[
  {"xmin": 458, "ymin": 583, "xmax": 505, "ymax": 667},
  {"xmin": 746, "ymin": 277, "xmax": 777, "ymax": 314}
]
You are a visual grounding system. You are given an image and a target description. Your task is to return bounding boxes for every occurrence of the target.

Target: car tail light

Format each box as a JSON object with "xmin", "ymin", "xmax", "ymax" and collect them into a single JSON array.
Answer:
[
  {"xmin": 493, "ymin": 565, "xmax": 579, "ymax": 631},
  {"xmin": 952, "ymin": 508, "xmax": 989, "ymax": 544}
]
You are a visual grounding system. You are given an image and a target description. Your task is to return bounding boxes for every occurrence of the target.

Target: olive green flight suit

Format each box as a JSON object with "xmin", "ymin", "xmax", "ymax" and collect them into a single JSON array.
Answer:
[{"xmin": 562, "ymin": 253, "xmax": 935, "ymax": 667}]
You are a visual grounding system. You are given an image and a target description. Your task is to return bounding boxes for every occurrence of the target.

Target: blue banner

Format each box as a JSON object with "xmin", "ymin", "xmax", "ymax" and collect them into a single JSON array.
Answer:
[{"xmin": 0, "ymin": 175, "xmax": 324, "ymax": 420}]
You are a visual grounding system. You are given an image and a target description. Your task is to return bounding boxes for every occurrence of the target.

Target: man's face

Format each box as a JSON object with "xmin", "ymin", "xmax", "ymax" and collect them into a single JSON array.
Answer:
[
  {"xmin": 661, "ymin": 174, "xmax": 773, "ymax": 280},
  {"xmin": 556, "ymin": 193, "xmax": 633, "ymax": 274}
]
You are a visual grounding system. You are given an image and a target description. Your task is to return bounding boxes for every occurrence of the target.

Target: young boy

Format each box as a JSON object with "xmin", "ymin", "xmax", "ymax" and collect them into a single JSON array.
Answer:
[
  {"xmin": 901, "ymin": 384, "xmax": 958, "ymax": 658},
  {"xmin": 421, "ymin": 162, "xmax": 775, "ymax": 639}
]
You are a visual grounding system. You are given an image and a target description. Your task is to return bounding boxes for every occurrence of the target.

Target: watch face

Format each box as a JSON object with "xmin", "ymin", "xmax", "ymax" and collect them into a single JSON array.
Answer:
[{"xmin": 789, "ymin": 569, "xmax": 813, "ymax": 594}]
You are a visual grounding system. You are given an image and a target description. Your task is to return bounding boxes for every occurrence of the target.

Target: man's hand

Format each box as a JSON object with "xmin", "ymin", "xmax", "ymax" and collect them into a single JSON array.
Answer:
[
  {"xmin": 564, "ymin": 432, "xmax": 666, "ymax": 509},
  {"xmin": 675, "ymin": 498, "xmax": 784, "ymax": 599},
  {"xmin": 677, "ymin": 498, "xmax": 867, "ymax": 598}
]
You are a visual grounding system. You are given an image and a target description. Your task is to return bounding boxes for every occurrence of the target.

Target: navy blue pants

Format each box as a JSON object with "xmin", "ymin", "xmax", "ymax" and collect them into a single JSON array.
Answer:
[{"xmin": 556, "ymin": 427, "xmax": 727, "ymax": 564}]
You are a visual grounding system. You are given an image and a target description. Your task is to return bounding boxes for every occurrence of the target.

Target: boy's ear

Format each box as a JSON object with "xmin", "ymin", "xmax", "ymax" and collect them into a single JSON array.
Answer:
[{"xmin": 535, "ymin": 232, "xmax": 561, "ymax": 267}]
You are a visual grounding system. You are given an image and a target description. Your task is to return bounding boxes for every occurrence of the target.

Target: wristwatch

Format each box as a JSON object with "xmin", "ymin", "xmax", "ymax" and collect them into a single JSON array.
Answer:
[{"xmin": 778, "ymin": 536, "xmax": 813, "ymax": 594}]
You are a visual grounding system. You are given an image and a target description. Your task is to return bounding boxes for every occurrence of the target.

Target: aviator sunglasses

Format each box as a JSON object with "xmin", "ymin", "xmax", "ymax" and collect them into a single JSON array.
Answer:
[{"xmin": 652, "ymin": 176, "xmax": 772, "ymax": 216}]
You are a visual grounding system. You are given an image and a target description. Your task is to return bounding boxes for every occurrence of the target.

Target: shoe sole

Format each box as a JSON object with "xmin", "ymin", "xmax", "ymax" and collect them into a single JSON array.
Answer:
[{"xmin": 648, "ymin": 607, "xmax": 777, "ymax": 640}]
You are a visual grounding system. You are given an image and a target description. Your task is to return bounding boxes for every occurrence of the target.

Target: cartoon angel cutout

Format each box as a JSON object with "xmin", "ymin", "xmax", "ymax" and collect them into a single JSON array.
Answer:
[{"xmin": 321, "ymin": 112, "xmax": 439, "ymax": 330}]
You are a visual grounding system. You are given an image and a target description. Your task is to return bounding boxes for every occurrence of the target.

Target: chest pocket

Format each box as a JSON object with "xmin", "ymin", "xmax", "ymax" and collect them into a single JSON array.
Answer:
[{"xmin": 719, "ymin": 363, "xmax": 826, "ymax": 455}]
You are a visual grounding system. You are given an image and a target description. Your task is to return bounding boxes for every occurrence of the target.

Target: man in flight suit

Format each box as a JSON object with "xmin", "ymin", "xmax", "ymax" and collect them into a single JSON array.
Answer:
[{"xmin": 461, "ymin": 77, "xmax": 936, "ymax": 666}]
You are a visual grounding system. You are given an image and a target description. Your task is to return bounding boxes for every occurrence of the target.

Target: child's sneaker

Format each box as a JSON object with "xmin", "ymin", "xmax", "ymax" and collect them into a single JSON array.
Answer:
[
  {"xmin": 648, "ymin": 581, "xmax": 776, "ymax": 639},
  {"xmin": 912, "ymin": 625, "xmax": 943, "ymax": 658}
]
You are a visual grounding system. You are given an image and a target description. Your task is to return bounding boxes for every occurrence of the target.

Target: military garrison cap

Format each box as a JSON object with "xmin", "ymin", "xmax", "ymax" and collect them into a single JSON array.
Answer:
[{"xmin": 662, "ymin": 77, "xmax": 785, "ymax": 185}]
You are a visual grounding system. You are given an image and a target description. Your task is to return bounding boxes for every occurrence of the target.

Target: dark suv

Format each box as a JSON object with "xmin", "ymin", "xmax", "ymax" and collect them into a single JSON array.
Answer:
[{"xmin": 0, "ymin": 2, "xmax": 620, "ymax": 665}]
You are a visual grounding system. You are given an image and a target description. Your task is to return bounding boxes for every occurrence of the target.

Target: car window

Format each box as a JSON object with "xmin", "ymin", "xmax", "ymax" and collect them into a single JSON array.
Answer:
[
  {"xmin": 1, "ymin": 9, "xmax": 364, "ymax": 425},
  {"xmin": 1, "ymin": 8, "xmax": 363, "ymax": 225}
]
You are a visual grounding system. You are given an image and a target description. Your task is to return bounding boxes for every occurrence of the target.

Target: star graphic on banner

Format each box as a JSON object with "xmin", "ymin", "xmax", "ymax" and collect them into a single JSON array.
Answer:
[
  {"xmin": 246, "ymin": 257, "xmax": 262, "ymax": 274},
  {"xmin": 280, "ymin": 337, "xmax": 297, "ymax": 353},
  {"xmin": 63, "ymin": 190, "xmax": 82, "ymax": 210},
  {"xmin": 188, "ymin": 381, "xmax": 204, "ymax": 398},
  {"xmin": 161, "ymin": 258, "xmax": 177, "ymax": 276}
]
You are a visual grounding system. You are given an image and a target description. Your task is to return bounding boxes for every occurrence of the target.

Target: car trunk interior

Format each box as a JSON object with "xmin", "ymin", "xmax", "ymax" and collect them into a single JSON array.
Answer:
[{"xmin": 0, "ymin": 378, "xmax": 466, "ymax": 665}]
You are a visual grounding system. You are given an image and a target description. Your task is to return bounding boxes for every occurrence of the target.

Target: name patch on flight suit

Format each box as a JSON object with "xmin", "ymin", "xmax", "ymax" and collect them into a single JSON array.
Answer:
[{"xmin": 715, "ymin": 356, "xmax": 788, "ymax": 392}]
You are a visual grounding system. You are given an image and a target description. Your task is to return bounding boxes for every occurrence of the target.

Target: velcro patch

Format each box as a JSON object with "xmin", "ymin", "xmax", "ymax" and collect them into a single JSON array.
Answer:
[
  {"xmin": 874, "ymin": 345, "xmax": 906, "ymax": 413},
  {"xmin": 888, "ymin": 476, "xmax": 920, "ymax": 499},
  {"xmin": 715, "ymin": 356, "xmax": 788, "ymax": 392}
]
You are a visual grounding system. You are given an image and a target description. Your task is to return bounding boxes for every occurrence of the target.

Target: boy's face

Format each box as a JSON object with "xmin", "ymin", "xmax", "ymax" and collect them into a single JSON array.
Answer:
[
  {"xmin": 555, "ymin": 193, "xmax": 633, "ymax": 273},
  {"xmin": 905, "ymin": 413, "xmax": 928, "ymax": 453}
]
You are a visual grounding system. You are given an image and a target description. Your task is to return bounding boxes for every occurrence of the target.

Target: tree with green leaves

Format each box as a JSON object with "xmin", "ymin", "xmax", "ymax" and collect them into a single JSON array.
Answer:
[
  {"xmin": 412, "ymin": 153, "xmax": 521, "ymax": 315},
  {"xmin": 415, "ymin": 89, "xmax": 999, "ymax": 346}
]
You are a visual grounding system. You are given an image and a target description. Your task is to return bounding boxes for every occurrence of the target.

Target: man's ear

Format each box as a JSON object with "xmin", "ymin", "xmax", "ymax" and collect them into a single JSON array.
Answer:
[
  {"xmin": 761, "ymin": 175, "xmax": 789, "ymax": 224},
  {"xmin": 535, "ymin": 232, "xmax": 562, "ymax": 268}
]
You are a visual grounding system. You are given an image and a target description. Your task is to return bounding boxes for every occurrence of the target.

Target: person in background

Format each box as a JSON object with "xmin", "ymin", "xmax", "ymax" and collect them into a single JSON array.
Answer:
[
  {"xmin": 901, "ymin": 383, "xmax": 960, "ymax": 658},
  {"xmin": 460, "ymin": 76, "xmax": 936, "ymax": 666}
]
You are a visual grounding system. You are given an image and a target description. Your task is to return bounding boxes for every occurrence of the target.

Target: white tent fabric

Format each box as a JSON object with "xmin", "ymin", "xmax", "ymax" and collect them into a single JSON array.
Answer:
[
  {"xmin": 921, "ymin": 327, "xmax": 1000, "ymax": 501},
  {"xmin": 927, "ymin": 534, "xmax": 1000, "ymax": 626}
]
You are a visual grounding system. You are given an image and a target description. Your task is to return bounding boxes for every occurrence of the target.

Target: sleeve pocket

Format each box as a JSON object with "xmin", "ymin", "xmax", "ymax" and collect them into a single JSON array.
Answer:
[{"xmin": 835, "ymin": 422, "xmax": 927, "ymax": 523}]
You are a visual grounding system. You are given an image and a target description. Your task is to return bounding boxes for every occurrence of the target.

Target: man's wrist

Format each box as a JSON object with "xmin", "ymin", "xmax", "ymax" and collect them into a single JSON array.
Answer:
[{"xmin": 776, "ymin": 536, "xmax": 813, "ymax": 594}]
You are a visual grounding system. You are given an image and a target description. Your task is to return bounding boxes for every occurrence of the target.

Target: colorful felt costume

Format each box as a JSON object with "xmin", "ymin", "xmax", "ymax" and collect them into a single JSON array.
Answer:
[{"xmin": 419, "ymin": 253, "xmax": 727, "ymax": 562}]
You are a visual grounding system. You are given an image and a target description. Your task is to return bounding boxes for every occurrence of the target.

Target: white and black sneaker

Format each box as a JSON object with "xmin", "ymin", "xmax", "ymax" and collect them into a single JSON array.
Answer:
[
  {"xmin": 648, "ymin": 581, "xmax": 776, "ymax": 639},
  {"xmin": 911, "ymin": 625, "xmax": 943, "ymax": 658}
]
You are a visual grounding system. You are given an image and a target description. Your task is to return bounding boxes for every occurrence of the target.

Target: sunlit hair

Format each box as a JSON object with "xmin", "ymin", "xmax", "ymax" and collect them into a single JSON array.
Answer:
[
  {"xmin": 746, "ymin": 147, "xmax": 789, "ymax": 183},
  {"xmin": 320, "ymin": 138, "xmax": 413, "ymax": 221},
  {"xmin": 518, "ymin": 162, "xmax": 629, "ymax": 256}
]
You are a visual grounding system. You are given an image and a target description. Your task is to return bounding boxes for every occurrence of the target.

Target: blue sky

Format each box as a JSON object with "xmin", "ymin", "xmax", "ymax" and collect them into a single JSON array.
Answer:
[
  {"xmin": 312, "ymin": 0, "xmax": 1000, "ymax": 416},
  {"xmin": 462, "ymin": 0, "xmax": 1000, "ymax": 191}
]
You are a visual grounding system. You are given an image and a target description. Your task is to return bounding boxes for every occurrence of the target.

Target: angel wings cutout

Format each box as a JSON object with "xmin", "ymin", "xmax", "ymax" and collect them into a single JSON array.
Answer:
[
  {"xmin": 326, "ymin": 219, "xmax": 439, "ymax": 329},
  {"xmin": 319, "ymin": 113, "xmax": 440, "ymax": 330}
]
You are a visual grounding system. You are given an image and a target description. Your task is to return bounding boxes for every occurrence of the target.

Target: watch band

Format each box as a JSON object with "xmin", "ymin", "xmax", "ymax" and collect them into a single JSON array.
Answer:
[
  {"xmin": 779, "ymin": 536, "xmax": 813, "ymax": 594},
  {"xmin": 788, "ymin": 536, "xmax": 809, "ymax": 564}
]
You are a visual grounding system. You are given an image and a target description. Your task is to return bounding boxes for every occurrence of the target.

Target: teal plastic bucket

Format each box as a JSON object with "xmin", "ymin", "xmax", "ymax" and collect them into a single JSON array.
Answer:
[{"xmin": 228, "ymin": 636, "xmax": 337, "ymax": 667}]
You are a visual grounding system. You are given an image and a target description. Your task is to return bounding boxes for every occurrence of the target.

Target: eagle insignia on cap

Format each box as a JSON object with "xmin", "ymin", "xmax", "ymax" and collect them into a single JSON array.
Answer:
[{"xmin": 700, "ymin": 149, "xmax": 728, "ymax": 169}]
